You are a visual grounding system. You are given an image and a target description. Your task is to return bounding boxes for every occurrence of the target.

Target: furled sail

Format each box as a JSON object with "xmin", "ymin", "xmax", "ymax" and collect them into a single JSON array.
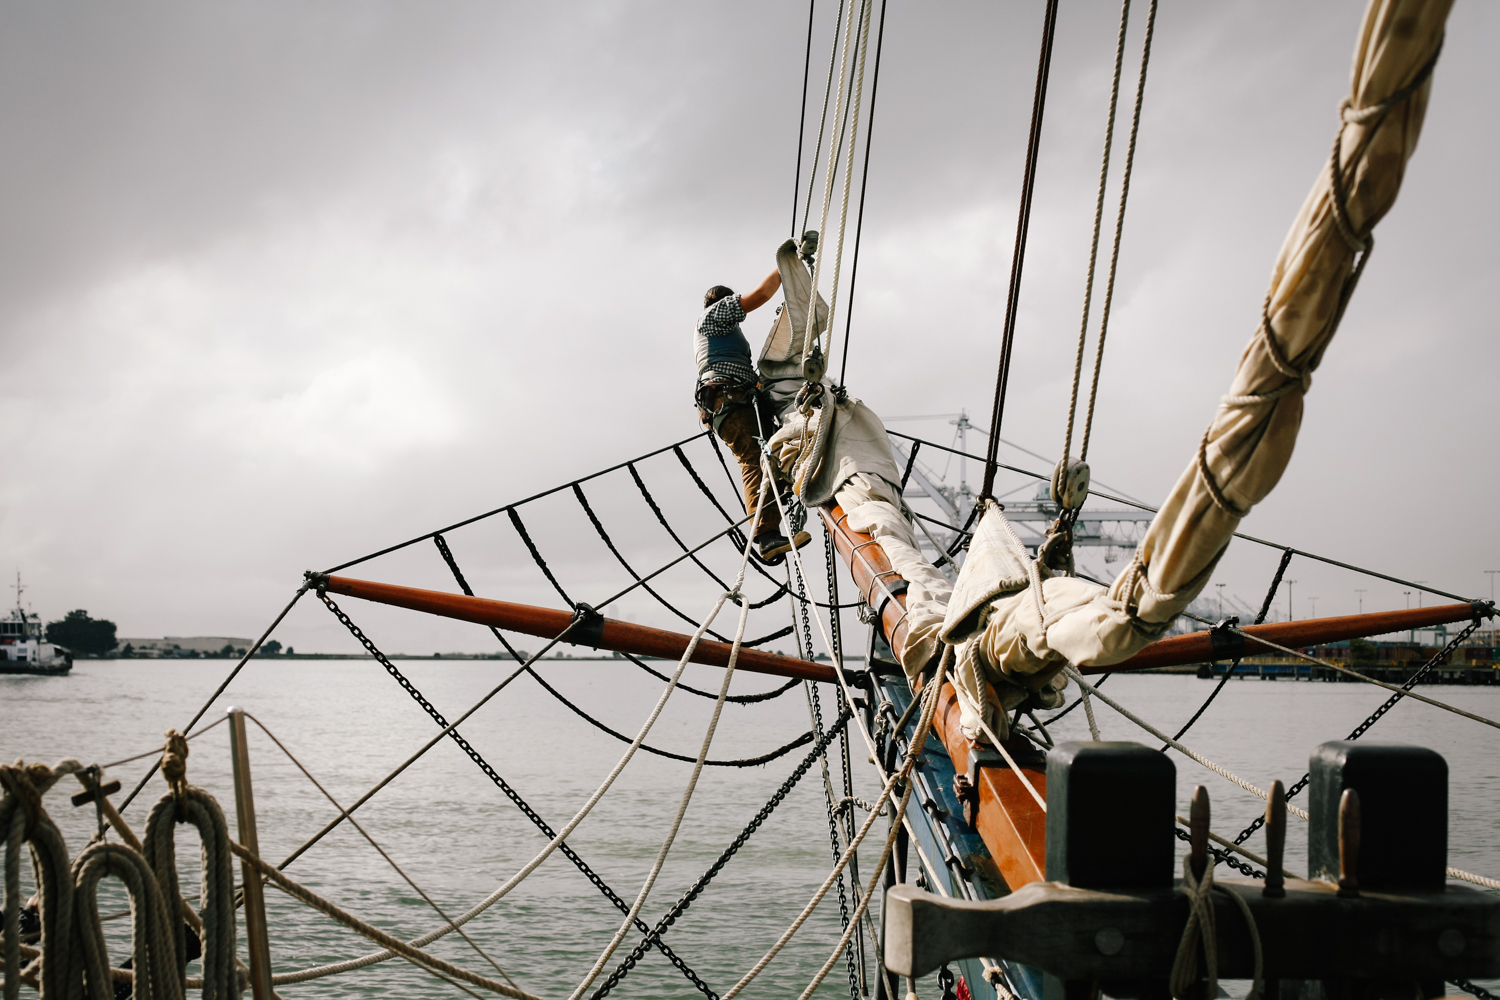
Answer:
[{"xmin": 943, "ymin": 0, "xmax": 1452, "ymax": 737}]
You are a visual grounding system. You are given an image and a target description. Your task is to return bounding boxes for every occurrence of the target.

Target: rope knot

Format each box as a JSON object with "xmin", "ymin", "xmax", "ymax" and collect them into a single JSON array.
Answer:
[
  {"xmin": 0, "ymin": 761, "xmax": 51, "ymax": 840},
  {"xmin": 161, "ymin": 729, "xmax": 190, "ymax": 806}
]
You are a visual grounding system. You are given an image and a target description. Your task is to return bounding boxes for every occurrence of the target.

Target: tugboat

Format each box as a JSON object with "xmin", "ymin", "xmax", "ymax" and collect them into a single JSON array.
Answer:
[{"xmin": 0, "ymin": 574, "xmax": 72, "ymax": 675}]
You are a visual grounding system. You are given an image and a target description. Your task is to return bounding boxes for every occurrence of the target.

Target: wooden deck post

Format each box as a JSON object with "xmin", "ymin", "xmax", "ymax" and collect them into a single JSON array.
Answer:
[{"xmin": 228, "ymin": 708, "xmax": 275, "ymax": 1000}]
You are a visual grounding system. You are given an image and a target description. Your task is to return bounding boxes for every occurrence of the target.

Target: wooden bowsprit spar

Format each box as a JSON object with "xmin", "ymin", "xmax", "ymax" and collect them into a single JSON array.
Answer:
[
  {"xmin": 321, "ymin": 562, "xmax": 1484, "ymax": 890},
  {"xmin": 1089, "ymin": 601, "xmax": 1491, "ymax": 674},
  {"xmin": 317, "ymin": 575, "xmax": 839, "ymax": 683}
]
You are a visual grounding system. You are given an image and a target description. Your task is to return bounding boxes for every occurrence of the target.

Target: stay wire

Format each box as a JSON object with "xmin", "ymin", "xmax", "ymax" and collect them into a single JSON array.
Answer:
[
  {"xmin": 118, "ymin": 583, "xmax": 308, "ymax": 813},
  {"xmin": 791, "ymin": 0, "xmax": 818, "ymax": 237},
  {"xmin": 982, "ymin": 0, "xmax": 1061, "ymax": 499},
  {"xmin": 277, "ymin": 512, "xmax": 753, "ymax": 872},
  {"xmin": 315, "ymin": 589, "xmax": 718, "ymax": 996},
  {"xmin": 438, "ymin": 531, "xmax": 783, "ymax": 703},
  {"xmin": 1227, "ymin": 618, "xmax": 1485, "ymax": 847},
  {"xmin": 433, "ymin": 533, "xmax": 807, "ymax": 752},
  {"xmin": 320, "ymin": 431, "xmax": 712, "ymax": 576},
  {"xmin": 1161, "ymin": 546, "xmax": 1291, "ymax": 749},
  {"xmin": 590, "ymin": 706, "xmax": 854, "ymax": 1000},
  {"xmin": 802, "ymin": 0, "xmax": 849, "ymax": 235},
  {"xmin": 242, "ymin": 711, "xmax": 519, "ymax": 991},
  {"xmin": 836, "ymin": 0, "xmax": 888, "ymax": 389},
  {"xmin": 893, "ymin": 429, "xmax": 1479, "ymax": 605}
]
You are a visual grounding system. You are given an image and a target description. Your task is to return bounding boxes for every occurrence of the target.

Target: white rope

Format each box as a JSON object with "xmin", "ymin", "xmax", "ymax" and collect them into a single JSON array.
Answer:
[
  {"xmin": 819, "ymin": 0, "xmax": 876, "ymax": 367},
  {"xmin": 1449, "ymin": 868, "xmax": 1500, "ymax": 891},
  {"xmin": 568, "ymin": 524, "xmax": 759, "ymax": 1000},
  {"xmin": 946, "ymin": 680, "xmax": 1047, "ymax": 812},
  {"xmin": 1066, "ymin": 669, "xmax": 1308, "ymax": 818},
  {"xmin": 722, "ymin": 653, "xmax": 948, "ymax": 1000},
  {"xmin": 799, "ymin": 0, "xmax": 862, "ymax": 368},
  {"xmin": 272, "ymin": 562, "xmax": 749, "ymax": 985},
  {"xmin": 1228, "ymin": 627, "xmax": 1500, "ymax": 732},
  {"xmin": 230, "ymin": 842, "xmax": 540, "ymax": 999},
  {"xmin": 1078, "ymin": 681, "xmax": 1101, "ymax": 741}
]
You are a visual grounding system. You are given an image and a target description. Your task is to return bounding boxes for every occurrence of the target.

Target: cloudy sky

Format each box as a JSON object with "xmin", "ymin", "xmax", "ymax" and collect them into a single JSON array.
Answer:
[{"xmin": 2, "ymin": 0, "xmax": 1496, "ymax": 656}]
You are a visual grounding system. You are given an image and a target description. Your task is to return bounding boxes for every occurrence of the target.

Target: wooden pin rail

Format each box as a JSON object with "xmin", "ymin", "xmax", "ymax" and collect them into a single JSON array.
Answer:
[{"xmin": 319, "ymin": 575, "xmax": 839, "ymax": 684}]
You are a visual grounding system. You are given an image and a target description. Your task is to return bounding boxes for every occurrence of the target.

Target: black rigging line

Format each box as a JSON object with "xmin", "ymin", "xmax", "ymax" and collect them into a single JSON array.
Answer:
[
  {"xmin": 573, "ymin": 482, "xmax": 793, "ymax": 648},
  {"xmin": 893, "ymin": 429, "xmax": 1478, "ymax": 605},
  {"xmin": 433, "ymin": 534, "xmax": 809, "ymax": 766},
  {"xmin": 1226, "ymin": 618, "xmax": 1483, "ymax": 849},
  {"xmin": 1161, "ymin": 548, "xmax": 1292, "ymax": 749},
  {"xmin": 320, "ymin": 431, "xmax": 712, "ymax": 575},
  {"xmin": 981, "ymin": 0, "xmax": 1061, "ymax": 499},
  {"xmin": 792, "ymin": 0, "xmax": 818, "ymax": 237},
  {"xmin": 837, "ymin": 0, "xmax": 889, "ymax": 388},
  {"xmin": 319, "ymin": 582, "xmax": 717, "ymax": 997},
  {"xmin": 436, "ymin": 532, "xmax": 798, "ymax": 705},
  {"xmin": 629, "ymin": 462, "xmax": 788, "ymax": 609},
  {"xmin": 803, "ymin": 0, "xmax": 849, "ymax": 235},
  {"xmin": 591, "ymin": 706, "xmax": 854, "ymax": 1000}
]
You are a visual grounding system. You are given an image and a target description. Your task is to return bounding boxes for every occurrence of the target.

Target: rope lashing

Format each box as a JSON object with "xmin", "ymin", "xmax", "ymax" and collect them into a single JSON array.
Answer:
[
  {"xmin": 1198, "ymin": 36, "xmax": 1443, "ymax": 522},
  {"xmin": 981, "ymin": 0, "xmax": 1061, "ymax": 499},
  {"xmin": 160, "ymin": 730, "xmax": 190, "ymax": 810},
  {"xmin": 1168, "ymin": 854, "xmax": 1264, "ymax": 1000}
]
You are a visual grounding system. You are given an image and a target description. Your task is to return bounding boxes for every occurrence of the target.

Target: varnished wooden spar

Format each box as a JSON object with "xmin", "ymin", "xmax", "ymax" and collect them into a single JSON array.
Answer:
[
  {"xmin": 821, "ymin": 507, "xmax": 1049, "ymax": 891},
  {"xmin": 1090, "ymin": 602, "xmax": 1487, "ymax": 675},
  {"xmin": 320, "ymin": 575, "xmax": 839, "ymax": 683}
]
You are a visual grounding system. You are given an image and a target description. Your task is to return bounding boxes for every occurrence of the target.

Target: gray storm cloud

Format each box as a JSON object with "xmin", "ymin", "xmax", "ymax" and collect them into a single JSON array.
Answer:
[{"xmin": 1, "ymin": 0, "xmax": 1495, "ymax": 654}]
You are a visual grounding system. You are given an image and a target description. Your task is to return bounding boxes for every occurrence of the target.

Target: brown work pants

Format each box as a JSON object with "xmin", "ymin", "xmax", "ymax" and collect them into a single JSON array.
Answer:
[{"xmin": 699, "ymin": 389, "xmax": 782, "ymax": 541}]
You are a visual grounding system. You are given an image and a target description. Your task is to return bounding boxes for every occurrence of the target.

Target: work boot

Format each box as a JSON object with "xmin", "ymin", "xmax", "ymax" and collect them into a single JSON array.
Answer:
[{"xmin": 755, "ymin": 530, "xmax": 812, "ymax": 566}]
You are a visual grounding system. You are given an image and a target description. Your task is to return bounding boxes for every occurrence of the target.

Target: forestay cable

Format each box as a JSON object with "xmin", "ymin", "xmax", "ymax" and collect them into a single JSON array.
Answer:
[{"xmin": 981, "ymin": 0, "xmax": 1061, "ymax": 499}]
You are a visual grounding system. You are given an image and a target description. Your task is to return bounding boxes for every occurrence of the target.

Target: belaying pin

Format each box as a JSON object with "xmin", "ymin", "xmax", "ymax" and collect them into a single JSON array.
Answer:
[
  {"xmin": 1263, "ymin": 779, "xmax": 1287, "ymax": 898},
  {"xmin": 1189, "ymin": 785, "xmax": 1210, "ymax": 881}
]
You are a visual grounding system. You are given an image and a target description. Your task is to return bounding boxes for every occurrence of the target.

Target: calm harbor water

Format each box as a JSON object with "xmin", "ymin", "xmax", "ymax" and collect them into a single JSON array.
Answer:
[{"xmin": 4, "ymin": 658, "xmax": 1498, "ymax": 999}]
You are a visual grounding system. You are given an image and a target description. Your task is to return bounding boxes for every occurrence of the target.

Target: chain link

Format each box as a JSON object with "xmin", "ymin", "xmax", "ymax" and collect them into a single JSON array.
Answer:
[
  {"xmin": 1231, "ymin": 619, "xmax": 1482, "ymax": 846},
  {"xmin": 591, "ymin": 705, "xmax": 854, "ymax": 1000},
  {"xmin": 1451, "ymin": 980, "xmax": 1500, "ymax": 1000},
  {"xmin": 318, "ymin": 591, "xmax": 717, "ymax": 998}
]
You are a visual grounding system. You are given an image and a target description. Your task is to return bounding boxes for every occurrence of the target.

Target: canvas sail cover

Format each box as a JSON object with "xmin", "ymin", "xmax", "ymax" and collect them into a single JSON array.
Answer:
[{"xmin": 945, "ymin": 0, "xmax": 1451, "ymax": 715}]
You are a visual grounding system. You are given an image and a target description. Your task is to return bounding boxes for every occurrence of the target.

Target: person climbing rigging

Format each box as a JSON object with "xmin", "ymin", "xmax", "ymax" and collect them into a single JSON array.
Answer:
[{"xmin": 694, "ymin": 265, "xmax": 811, "ymax": 565}]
